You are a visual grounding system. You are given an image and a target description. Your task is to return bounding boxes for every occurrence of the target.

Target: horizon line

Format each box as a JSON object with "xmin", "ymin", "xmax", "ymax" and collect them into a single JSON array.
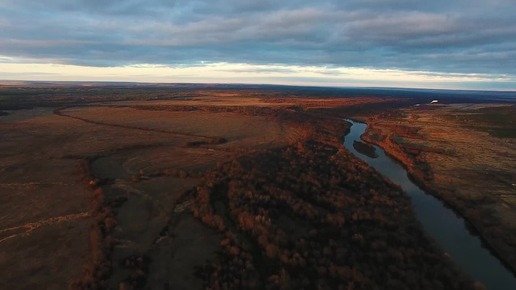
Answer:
[{"xmin": 1, "ymin": 79, "xmax": 516, "ymax": 93}]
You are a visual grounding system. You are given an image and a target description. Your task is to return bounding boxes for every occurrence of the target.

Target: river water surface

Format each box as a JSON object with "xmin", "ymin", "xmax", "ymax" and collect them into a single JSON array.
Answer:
[{"xmin": 344, "ymin": 119, "xmax": 516, "ymax": 290}]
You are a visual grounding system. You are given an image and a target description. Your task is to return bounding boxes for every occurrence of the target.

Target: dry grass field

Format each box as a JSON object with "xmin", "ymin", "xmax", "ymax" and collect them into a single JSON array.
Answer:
[
  {"xmin": 62, "ymin": 106, "xmax": 294, "ymax": 149},
  {"xmin": 362, "ymin": 103, "xmax": 516, "ymax": 272},
  {"xmin": 0, "ymin": 87, "xmax": 482, "ymax": 290},
  {"xmin": 0, "ymin": 95, "xmax": 309, "ymax": 289}
]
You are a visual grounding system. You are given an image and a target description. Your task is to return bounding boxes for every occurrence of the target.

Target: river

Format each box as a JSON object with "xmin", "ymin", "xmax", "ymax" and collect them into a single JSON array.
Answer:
[{"xmin": 343, "ymin": 119, "xmax": 516, "ymax": 290}]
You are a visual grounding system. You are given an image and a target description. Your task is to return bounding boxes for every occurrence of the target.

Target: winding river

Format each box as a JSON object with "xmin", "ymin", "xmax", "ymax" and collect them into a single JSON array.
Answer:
[{"xmin": 344, "ymin": 119, "xmax": 516, "ymax": 290}]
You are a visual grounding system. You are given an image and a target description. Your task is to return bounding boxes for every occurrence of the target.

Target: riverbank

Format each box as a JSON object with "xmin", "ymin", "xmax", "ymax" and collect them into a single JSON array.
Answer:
[
  {"xmin": 63, "ymin": 102, "xmax": 477, "ymax": 289},
  {"xmin": 360, "ymin": 104, "xmax": 516, "ymax": 276},
  {"xmin": 345, "ymin": 119, "xmax": 516, "ymax": 289},
  {"xmin": 0, "ymin": 84, "xmax": 486, "ymax": 289},
  {"xmin": 189, "ymin": 112, "xmax": 475, "ymax": 289}
]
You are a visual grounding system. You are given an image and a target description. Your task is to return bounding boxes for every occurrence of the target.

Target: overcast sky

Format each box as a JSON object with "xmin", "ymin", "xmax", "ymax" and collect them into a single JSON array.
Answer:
[{"xmin": 1, "ymin": 0, "xmax": 516, "ymax": 89}]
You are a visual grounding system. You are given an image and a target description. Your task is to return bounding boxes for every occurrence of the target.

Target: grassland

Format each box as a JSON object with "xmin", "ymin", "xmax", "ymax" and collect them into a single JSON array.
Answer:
[
  {"xmin": 0, "ymin": 91, "xmax": 306, "ymax": 289},
  {"xmin": 362, "ymin": 103, "xmax": 516, "ymax": 273},
  {"xmin": 0, "ymin": 85, "xmax": 482, "ymax": 290}
]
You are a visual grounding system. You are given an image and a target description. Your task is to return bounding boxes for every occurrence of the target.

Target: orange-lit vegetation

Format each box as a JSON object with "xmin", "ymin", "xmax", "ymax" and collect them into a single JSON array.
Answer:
[
  {"xmin": 362, "ymin": 104, "xmax": 516, "ymax": 274},
  {"xmin": 188, "ymin": 115, "xmax": 472, "ymax": 290},
  {"xmin": 0, "ymin": 85, "xmax": 475, "ymax": 289}
]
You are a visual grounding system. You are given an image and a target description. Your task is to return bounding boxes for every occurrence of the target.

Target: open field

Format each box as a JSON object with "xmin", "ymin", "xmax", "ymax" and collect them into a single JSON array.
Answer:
[
  {"xmin": 362, "ymin": 103, "xmax": 516, "ymax": 272},
  {"xmin": 1, "ymin": 84, "xmax": 504, "ymax": 289},
  {"xmin": 0, "ymin": 91, "xmax": 310, "ymax": 289}
]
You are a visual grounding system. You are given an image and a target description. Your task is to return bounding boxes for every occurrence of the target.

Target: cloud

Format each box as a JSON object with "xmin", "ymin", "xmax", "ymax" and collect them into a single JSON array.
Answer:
[
  {"xmin": 1, "ymin": 60, "xmax": 514, "ymax": 87},
  {"xmin": 0, "ymin": 0, "xmax": 515, "ymax": 85}
]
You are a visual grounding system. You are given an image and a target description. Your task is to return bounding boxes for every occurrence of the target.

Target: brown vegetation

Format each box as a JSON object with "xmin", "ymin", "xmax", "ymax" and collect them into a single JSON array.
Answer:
[
  {"xmin": 362, "ymin": 104, "xmax": 516, "ymax": 274},
  {"xmin": 188, "ymin": 113, "xmax": 473, "ymax": 289},
  {"xmin": 0, "ymin": 85, "xmax": 477, "ymax": 289}
]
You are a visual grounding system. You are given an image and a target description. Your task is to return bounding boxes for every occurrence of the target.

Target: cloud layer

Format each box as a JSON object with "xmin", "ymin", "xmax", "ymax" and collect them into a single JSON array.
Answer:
[{"xmin": 1, "ymin": 0, "xmax": 516, "ymax": 87}]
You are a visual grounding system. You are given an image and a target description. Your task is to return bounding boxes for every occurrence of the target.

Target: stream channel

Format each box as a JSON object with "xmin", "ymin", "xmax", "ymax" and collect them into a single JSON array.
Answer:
[{"xmin": 344, "ymin": 119, "xmax": 516, "ymax": 289}]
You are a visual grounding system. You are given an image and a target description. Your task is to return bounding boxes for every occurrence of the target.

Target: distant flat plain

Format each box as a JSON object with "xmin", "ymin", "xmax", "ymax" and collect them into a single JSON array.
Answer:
[{"xmin": 0, "ymin": 84, "xmax": 514, "ymax": 290}]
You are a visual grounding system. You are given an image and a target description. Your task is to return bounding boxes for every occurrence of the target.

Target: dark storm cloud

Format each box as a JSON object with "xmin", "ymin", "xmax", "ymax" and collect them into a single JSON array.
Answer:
[{"xmin": 1, "ymin": 0, "xmax": 516, "ymax": 75}]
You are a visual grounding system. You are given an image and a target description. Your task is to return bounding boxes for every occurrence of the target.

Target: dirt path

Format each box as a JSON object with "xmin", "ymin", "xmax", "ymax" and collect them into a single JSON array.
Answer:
[
  {"xmin": 54, "ymin": 106, "xmax": 226, "ymax": 143},
  {"xmin": 0, "ymin": 211, "xmax": 90, "ymax": 244}
]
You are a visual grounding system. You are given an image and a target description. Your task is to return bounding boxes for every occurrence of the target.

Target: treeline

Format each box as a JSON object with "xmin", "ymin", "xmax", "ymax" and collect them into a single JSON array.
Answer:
[
  {"xmin": 70, "ymin": 158, "xmax": 153, "ymax": 290},
  {"xmin": 127, "ymin": 104, "xmax": 279, "ymax": 117},
  {"xmin": 189, "ymin": 116, "xmax": 475, "ymax": 289},
  {"xmin": 363, "ymin": 121, "xmax": 434, "ymax": 182},
  {"xmin": 69, "ymin": 159, "xmax": 117, "ymax": 290}
]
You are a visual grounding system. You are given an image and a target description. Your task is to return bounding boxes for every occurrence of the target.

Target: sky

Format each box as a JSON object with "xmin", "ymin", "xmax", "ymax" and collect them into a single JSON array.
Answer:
[{"xmin": 1, "ymin": 0, "xmax": 516, "ymax": 90}]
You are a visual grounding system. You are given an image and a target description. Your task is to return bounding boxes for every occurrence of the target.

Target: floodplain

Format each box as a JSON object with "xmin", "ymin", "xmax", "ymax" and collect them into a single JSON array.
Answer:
[{"xmin": 1, "ymin": 83, "xmax": 515, "ymax": 290}]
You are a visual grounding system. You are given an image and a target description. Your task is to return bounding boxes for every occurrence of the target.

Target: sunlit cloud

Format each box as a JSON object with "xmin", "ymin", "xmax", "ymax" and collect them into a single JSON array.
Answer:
[{"xmin": 1, "ymin": 59, "xmax": 514, "ymax": 90}]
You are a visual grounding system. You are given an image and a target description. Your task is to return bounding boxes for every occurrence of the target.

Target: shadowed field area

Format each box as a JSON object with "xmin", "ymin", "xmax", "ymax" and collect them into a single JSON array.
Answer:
[
  {"xmin": 0, "ymin": 91, "xmax": 309, "ymax": 289},
  {"xmin": 0, "ymin": 85, "xmax": 488, "ymax": 290}
]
